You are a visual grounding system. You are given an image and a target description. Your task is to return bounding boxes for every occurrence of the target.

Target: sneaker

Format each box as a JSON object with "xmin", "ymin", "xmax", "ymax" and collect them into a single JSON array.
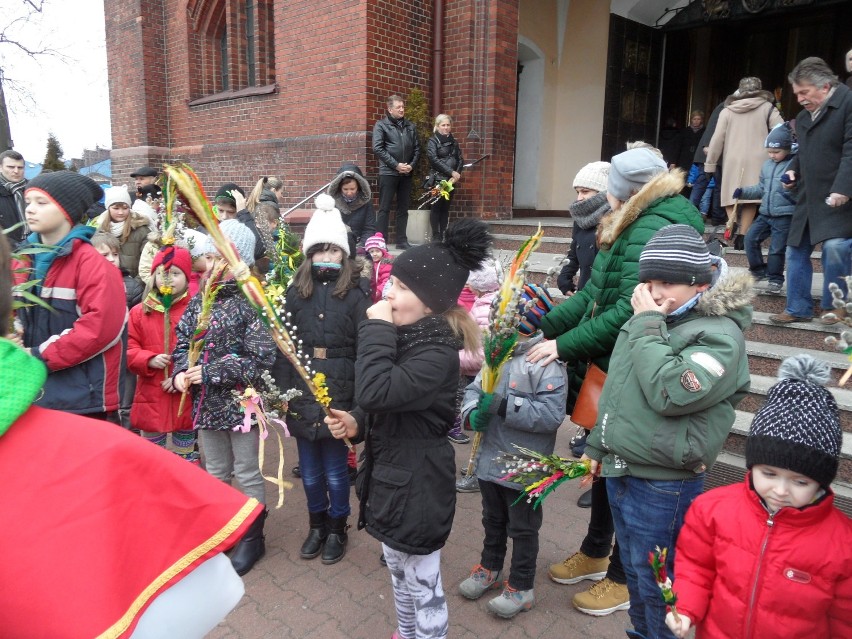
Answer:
[
  {"xmin": 570, "ymin": 427, "xmax": 587, "ymax": 458},
  {"xmin": 766, "ymin": 281, "xmax": 783, "ymax": 295},
  {"xmin": 486, "ymin": 583, "xmax": 535, "ymax": 618},
  {"xmin": 447, "ymin": 427, "xmax": 470, "ymax": 444},
  {"xmin": 572, "ymin": 577, "xmax": 630, "ymax": 617},
  {"xmin": 456, "ymin": 475, "xmax": 480, "ymax": 493},
  {"xmin": 548, "ymin": 551, "xmax": 609, "ymax": 585},
  {"xmin": 459, "ymin": 564, "xmax": 503, "ymax": 600}
]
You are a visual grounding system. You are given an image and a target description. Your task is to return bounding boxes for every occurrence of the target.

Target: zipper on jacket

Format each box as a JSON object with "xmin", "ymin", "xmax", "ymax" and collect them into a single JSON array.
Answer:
[{"xmin": 744, "ymin": 512, "xmax": 774, "ymax": 638}]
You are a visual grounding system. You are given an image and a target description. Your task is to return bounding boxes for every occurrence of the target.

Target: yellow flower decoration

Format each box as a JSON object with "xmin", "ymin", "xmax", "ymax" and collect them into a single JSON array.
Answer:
[
  {"xmin": 158, "ymin": 285, "xmax": 174, "ymax": 296},
  {"xmin": 161, "ymin": 236, "xmax": 176, "ymax": 246},
  {"xmin": 312, "ymin": 372, "xmax": 331, "ymax": 407}
]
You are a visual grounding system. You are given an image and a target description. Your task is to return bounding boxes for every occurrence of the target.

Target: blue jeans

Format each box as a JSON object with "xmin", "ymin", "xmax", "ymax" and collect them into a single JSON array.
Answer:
[
  {"xmin": 785, "ymin": 226, "xmax": 852, "ymax": 317},
  {"xmin": 689, "ymin": 172, "xmax": 713, "ymax": 215},
  {"xmin": 607, "ymin": 475, "xmax": 704, "ymax": 639},
  {"xmin": 296, "ymin": 437, "xmax": 351, "ymax": 518},
  {"xmin": 744, "ymin": 214, "xmax": 791, "ymax": 284}
]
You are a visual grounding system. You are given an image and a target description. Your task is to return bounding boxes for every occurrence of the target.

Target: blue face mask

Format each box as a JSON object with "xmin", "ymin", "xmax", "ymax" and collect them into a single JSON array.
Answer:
[
  {"xmin": 312, "ymin": 262, "xmax": 342, "ymax": 282},
  {"xmin": 666, "ymin": 292, "xmax": 703, "ymax": 322}
]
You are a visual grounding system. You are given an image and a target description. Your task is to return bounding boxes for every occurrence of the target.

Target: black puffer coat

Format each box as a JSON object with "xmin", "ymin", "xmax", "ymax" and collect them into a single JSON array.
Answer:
[
  {"xmin": 372, "ymin": 115, "xmax": 420, "ymax": 176},
  {"xmin": 272, "ymin": 274, "xmax": 371, "ymax": 441},
  {"xmin": 351, "ymin": 317, "xmax": 459, "ymax": 555},
  {"xmin": 426, "ymin": 133, "xmax": 464, "ymax": 181}
]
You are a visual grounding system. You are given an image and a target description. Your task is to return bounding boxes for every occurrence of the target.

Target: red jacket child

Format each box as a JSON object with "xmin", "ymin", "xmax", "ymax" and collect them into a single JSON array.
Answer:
[
  {"xmin": 670, "ymin": 356, "xmax": 852, "ymax": 639},
  {"xmin": 127, "ymin": 246, "xmax": 194, "ymax": 432}
]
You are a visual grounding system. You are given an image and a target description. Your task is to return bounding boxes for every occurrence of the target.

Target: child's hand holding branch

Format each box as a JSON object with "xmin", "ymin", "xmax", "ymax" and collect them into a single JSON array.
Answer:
[
  {"xmin": 148, "ymin": 354, "xmax": 172, "ymax": 369},
  {"xmin": 665, "ymin": 611, "xmax": 692, "ymax": 638},
  {"xmin": 325, "ymin": 408, "xmax": 358, "ymax": 440}
]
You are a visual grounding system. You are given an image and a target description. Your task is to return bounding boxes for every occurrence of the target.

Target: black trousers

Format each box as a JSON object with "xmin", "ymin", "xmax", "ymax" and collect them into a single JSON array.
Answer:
[
  {"xmin": 377, "ymin": 174, "xmax": 412, "ymax": 244},
  {"xmin": 479, "ymin": 480, "xmax": 543, "ymax": 590},
  {"xmin": 579, "ymin": 476, "xmax": 626, "ymax": 584},
  {"xmin": 429, "ymin": 191, "xmax": 453, "ymax": 241}
]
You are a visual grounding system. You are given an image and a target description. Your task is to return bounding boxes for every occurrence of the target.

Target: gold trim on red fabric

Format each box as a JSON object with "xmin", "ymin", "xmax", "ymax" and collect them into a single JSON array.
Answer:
[{"xmin": 96, "ymin": 498, "xmax": 261, "ymax": 639}]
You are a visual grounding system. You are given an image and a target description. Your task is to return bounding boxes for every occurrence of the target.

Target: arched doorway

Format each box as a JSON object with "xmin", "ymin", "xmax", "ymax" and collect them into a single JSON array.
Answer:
[{"xmin": 513, "ymin": 38, "xmax": 544, "ymax": 209}]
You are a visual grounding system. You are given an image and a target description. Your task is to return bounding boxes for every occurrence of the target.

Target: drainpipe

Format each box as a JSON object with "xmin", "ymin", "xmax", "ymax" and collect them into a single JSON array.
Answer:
[{"xmin": 432, "ymin": 0, "xmax": 444, "ymax": 116}]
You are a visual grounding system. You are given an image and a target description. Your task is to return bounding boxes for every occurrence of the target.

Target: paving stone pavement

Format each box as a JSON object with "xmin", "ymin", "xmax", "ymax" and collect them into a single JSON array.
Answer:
[{"xmin": 208, "ymin": 421, "xmax": 631, "ymax": 639}]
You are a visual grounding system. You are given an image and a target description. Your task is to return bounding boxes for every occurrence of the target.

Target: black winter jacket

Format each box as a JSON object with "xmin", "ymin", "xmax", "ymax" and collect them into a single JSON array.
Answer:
[
  {"xmin": 272, "ymin": 274, "xmax": 371, "ymax": 441},
  {"xmin": 351, "ymin": 318, "xmax": 459, "ymax": 555},
  {"xmin": 372, "ymin": 115, "xmax": 420, "ymax": 176},
  {"xmin": 0, "ymin": 181, "xmax": 26, "ymax": 244},
  {"xmin": 328, "ymin": 164, "xmax": 376, "ymax": 246},
  {"xmin": 426, "ymin": 133, "xmax": 464, "ymax": 181}
]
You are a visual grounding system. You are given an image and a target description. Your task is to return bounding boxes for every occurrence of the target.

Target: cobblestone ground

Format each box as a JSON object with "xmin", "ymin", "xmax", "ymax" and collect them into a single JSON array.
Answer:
[{"xmin": 208, "ymin": 420, "xmax": 631, "ymax": 639}]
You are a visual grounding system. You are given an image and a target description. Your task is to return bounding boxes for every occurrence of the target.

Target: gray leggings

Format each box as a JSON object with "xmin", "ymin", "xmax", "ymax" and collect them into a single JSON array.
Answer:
[
  {"xmin": 382, "ymin": 544, "xmax": 448, "ymax": 639},
  {"xmin": 198, "ymin": 429, "xmax": 265, "ymax": 504}
]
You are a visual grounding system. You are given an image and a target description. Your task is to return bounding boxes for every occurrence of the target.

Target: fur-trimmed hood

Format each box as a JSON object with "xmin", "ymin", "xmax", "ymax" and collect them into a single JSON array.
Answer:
[
  {"xmin": 328, "ymin": 164, "xmax": 371, "ymax": 215},
  {"xmin": 724, "ymin": 89, "xmax": 775, "ymax": 108},
  {"xmin": 694, "ymin": 258, "xmax": 754, "ymax": 329},
  {"xmin": 598, "ymin": 169, "xmax": 686, "ymax": 248}
]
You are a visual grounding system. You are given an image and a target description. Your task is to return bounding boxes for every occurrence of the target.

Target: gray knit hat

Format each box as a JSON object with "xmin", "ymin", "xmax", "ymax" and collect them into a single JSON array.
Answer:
[
  {"xmin": 746, "ymin": 355, "xmax": 841, "ymax": 488},
  {"xmin": 607, "ymin": 148, "xmax": 668, "ymax": 201},
  {"xmin": 572, "ymin": 161, "xmax": 610, "ymax": 193},
  {"xmin": 204, "ymin": 219, "xmax": 257, "ymax": 266},
  {"xmin": 639, "ymin": 224, "xmax": 712, "ymax": 286}
]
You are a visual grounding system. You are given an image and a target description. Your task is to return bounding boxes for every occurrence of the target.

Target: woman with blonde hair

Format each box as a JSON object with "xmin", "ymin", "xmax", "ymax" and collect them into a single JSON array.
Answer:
[{"xmin": 426, "ymin": 114, "xmax": 464, "ymax": 241}]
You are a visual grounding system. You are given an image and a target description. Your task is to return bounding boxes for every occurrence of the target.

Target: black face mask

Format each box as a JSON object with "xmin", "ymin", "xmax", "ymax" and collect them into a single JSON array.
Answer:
[{"xmin": 312, "ymin": 262, "xmax": 341, "ymax": 282}]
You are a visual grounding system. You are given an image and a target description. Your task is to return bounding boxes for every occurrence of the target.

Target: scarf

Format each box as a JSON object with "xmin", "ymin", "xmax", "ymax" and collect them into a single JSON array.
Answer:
[
  {"xmin": 397, "ymin": 315, "xmax": 461, "ymax": 356},
  {"xmin": 0, "ymin": 339, "xmax": 47, "ymax": 437},
  {"xmin": 109, "ymin": 220, "xmax": 126, "ymax": 238},
  {"xmin": 568, "ymin": 191, "xmax": 610, "ymax": 230},
  {"xmin": 435, "ymin": 132, "xmax": 454, "ymax": 144},
  {"xmin": 28, "ymin": 225, "xmax": 96, "ymax": 292},
  {"xmin": 1, "ymin": 175, "xmax": 27, "ymax": 228}
]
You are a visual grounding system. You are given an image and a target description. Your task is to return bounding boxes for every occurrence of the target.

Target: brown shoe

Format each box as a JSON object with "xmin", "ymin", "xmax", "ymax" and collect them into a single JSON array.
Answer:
[
  {"xmin": 769, "ymin": 312, "xmax": 812, "ymax": 324},
  {"xmin": 821, "ymin": 308, "xmax": 847, "ymax": 325}
]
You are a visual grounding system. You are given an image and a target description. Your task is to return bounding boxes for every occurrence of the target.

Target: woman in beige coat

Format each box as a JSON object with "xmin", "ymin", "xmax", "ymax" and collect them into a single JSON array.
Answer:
[{"xmin": 705, "ymin": 77, "xmax": 783, "ymax": 242}]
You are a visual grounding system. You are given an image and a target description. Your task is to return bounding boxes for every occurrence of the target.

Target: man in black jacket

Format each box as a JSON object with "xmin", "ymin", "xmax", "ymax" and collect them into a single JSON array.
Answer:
[
  {"xmin": 372, "ymin": 94, "xmax": 420, "ymax": 249},
  {"xmin": 0, "ymin": 150, "xmax": 28, "ymax": 244}
]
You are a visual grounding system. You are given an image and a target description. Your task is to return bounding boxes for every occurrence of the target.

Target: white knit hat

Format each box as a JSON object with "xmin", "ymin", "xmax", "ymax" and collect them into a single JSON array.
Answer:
[
  {"xmin": 181, "ymin": 228, "xmax": 209, "ymax": 258},
  {"xmin": 572, "ymin": 161, "xmax": 610, "ymax": 193},
  {"xmin": 466, "ymin": 258, "xmax": 502, "ymax": 293},
  {"xmin": 302, "ymin": 193, "xmax": 350, "ymax": 257},
  {"xmin": 104, "ymin": 185, "xmax": 132, "ymax": 209}
]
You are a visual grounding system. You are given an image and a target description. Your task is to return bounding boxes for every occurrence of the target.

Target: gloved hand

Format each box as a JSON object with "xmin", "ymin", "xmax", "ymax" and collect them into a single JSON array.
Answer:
[
  {"xmin": 779, "ymin": 172, "xmax": 794, "ymax": 185},
  {"xmin": 732, "ymin": 187, "xmax": 743, "ymax": 199},
  {"xmin": 469, "ymin": 392, "xmax": 495, "ymax": 432}
]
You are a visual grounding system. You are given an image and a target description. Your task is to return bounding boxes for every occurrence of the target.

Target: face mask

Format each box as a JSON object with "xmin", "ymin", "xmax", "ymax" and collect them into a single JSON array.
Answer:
[
  {"xmin": 666, "ymin": 292, "xmax": 703, "ymax": 322},
  {"xmin": 312, "ymin": 262, "xmax": 342, "ymax": 281}
]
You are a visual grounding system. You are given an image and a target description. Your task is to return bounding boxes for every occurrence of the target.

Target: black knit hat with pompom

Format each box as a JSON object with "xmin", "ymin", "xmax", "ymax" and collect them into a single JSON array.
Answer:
[
  {"xmin": 391, "ymin": 218, "xmax": 492, "ymax": 313},
  {"xmin": 746, "ymin": 355, "xmax": 842, "ymax": 488}
]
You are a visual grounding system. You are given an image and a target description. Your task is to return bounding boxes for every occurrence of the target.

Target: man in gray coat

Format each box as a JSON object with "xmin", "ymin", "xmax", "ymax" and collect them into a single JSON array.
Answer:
[{"xmin": 770, "ymin": 57, "xmax": 852, "ymax": 325}]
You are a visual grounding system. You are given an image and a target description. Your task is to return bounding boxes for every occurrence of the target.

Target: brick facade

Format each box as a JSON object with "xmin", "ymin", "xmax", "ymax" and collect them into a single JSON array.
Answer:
[{"xmin": 105, "ymin": 0, "xmax": 519, "ymax": 221}]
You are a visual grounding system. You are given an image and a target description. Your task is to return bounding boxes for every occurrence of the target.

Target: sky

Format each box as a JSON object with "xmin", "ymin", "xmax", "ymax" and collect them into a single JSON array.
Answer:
[{"xmin": 2, "ymin": 0, "xmax": 111, "ymax": 164}]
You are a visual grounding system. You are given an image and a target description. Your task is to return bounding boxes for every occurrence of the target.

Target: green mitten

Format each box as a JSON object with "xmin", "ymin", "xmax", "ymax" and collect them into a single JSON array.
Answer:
[{"xmin": 469, "ymin": 392, "xmax": 495, "ymax": 432}]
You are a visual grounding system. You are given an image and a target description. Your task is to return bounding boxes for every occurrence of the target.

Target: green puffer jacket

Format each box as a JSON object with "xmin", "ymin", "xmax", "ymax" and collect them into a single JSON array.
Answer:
[
  {"xmin": 585, "ymin": 269, "xmax": 753, "ymax": 480},
  {"xmin": 541, "ymin": 170, "xmax": 704, "ymax": 408}
]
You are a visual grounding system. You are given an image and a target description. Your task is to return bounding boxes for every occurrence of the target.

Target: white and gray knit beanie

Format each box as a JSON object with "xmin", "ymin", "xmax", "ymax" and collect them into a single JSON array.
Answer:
[
  {"xmin": 639, "ymin": 224, "xmax": 712, "ymax": 286},
  {"xmin": 204, "ymin": 219, "xmax": 257, "ymax": 266},
  {"xmin": 746, "ymin": 355, "xmax": 841, "ymax": 488},
  {"xmin": 572, "ymin": 161, "xmax": 610, "ymax": 193},
  {"xmin": 302, "ymin": 193, "xmax": 351, "ymax": 257}
]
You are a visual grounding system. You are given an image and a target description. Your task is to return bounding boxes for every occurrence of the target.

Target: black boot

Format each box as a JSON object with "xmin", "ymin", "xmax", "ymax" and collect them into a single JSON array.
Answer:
[
  {"xmin": 300, "ymin": 511, "xmax": 328, "ymax": 559},
  {"xmin": 230, "ymin": 509, "xmax": 267, "ymax": 576},
  {"xmin": 321, "ymin": 516, "xmax": 349, "ymax": 565}
]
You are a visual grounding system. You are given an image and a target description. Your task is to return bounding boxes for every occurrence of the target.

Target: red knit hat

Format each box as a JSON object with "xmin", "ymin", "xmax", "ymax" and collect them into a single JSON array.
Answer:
[{"xmin": 151, "ymin": 245, "xmax": 192, "ymax": 278}]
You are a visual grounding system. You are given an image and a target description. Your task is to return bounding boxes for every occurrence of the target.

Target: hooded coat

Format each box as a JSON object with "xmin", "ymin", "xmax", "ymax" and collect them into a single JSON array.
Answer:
[
  {"xmin": 328, "ymin": 164, "xmax": 376, "ymax": 246},
  {"xmin": 540, "ymin": 170, "xmax": 705, "ymax": 409},
  {"xmin": 705, "ymin": 91, "xmax": 783, "ymax": 207},
  {"xmin": 584, "ymin": 267, "xmax": 753, "ymax": 480},
  {"xmin": 673, "ymin": 476, "xmax": 852, "ymax": 639}
]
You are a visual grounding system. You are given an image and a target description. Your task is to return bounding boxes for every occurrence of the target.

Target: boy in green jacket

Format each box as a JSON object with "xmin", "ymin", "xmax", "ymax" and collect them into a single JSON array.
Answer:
[{"xmin": 583, "ymin": 224, "xmax": 752, "ymax": 639}]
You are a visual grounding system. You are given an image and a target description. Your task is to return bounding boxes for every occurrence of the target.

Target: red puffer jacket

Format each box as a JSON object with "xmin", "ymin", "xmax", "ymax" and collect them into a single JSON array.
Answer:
[
  {"xmin": 127, "ymin": 293, "xmax": 193, "ymax": 432},
  {"xmin": 673, "ymin": 476, "xmax": 852, "ymax": 639}
]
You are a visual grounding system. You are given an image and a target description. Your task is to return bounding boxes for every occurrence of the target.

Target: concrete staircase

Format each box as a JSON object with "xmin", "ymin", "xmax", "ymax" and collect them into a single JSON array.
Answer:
[{"xmin": 489, "ymin": 217, "xmax": 852, "ymax": 515}]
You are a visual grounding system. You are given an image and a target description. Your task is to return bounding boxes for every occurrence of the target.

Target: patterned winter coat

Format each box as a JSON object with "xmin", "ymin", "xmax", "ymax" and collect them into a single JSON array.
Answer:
[
  {"xmin": 673, "ymin": 477, "xmax": 852, "ymax": 639},
  {"xmin": 540, "ymin": 170, "xmax": 704, "ymax": 409},
  {"xmin": 172, "ymin": 281, "xmax": 276, "ymax": 430}
]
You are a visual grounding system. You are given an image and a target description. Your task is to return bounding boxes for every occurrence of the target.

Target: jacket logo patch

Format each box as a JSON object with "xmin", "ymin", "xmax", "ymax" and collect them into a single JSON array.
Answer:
[
  {"xmin": 690, "ymin": 352, "xmax": 725, "ymax": 377},
  {"xmin": 784, "ymin": 568, "xmax": 811, "ymax": 584},
  {"xmin": 680, "ymin": 370, "xmax": 702, "ymax": 392}
]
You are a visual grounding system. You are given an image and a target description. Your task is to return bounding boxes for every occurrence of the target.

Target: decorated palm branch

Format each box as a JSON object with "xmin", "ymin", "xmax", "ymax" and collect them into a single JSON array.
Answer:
[
  {"xmin": 496, "ymin": 444, "xmax": 591, "ymax": 509},
  {"xmin": 163, "ymin": 164, "xmax": 353, "ymax": 451},
  {"xmin": 264, "ymin": 222, "xmax": 304, "ymax": 303},
  {"xmin": 463, "ymin": 226, "xmax": 544, "ymax": 477},
  {"xmin": 649, "ymin": 546, "xmax": 681, "ymax": 624},
  {"xmin": 823, "ymin": 277, "xmax": 852, "ymax": 385}
]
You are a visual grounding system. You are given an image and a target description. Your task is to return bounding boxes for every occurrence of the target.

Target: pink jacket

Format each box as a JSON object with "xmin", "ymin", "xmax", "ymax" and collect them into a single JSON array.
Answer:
[
  {"xmin": 459, "ymin": 291, "xmax": 496, "ymax": 376},
  {"xmin": 370, "ymin": 258, "xmax": 393, "ymax": 303}
]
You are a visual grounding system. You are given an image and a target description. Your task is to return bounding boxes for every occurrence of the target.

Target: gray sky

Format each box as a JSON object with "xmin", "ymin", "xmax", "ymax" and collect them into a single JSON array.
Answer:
[{"xmin": 2, "ymin": 0, "xmax": 111, "ymax": 163}]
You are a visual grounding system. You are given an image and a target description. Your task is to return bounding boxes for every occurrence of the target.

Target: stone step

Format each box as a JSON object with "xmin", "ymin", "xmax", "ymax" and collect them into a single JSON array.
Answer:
[
  {"xmin": 491, "ymin": 233, "xmax": 570, "ymax": 255},
  {"xmin": 708, "ymin": 450, "xmax": 852, "ymax": 517},
  {"xmin": 745, "ymin": 311, "xmax": 844, "ymax": 352},
  {"xmin": 487, "ymin": 217, "xmax": 574, "ymax": 239},
  {"xmin": 722, "ymin": 247, "xmax": 822, "ymax": 272},
  {"xmin": 740, "ymin": 374, "xmax": 852, "ymax": 433},
  {"xmin": 746, "ymin": 340, "xmax": 851, "ymax": 385}
]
